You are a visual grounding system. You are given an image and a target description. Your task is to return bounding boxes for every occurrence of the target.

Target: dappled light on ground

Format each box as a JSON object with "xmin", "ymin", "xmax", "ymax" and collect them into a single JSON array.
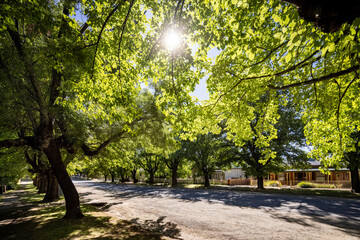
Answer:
[{"xmin": 0, "ymin": 187, "xmax": 182, "ymax": 240}]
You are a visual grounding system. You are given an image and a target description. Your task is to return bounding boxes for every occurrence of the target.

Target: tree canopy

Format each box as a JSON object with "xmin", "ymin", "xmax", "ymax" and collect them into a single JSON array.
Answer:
[{"xmin": 1, "ymin": 0, "xmax": 360, "ymax": 218}]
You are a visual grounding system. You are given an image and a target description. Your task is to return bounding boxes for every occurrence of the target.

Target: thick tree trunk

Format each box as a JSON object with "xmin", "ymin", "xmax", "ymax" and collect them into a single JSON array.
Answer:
[
  {"xmin": 111, "ymin": 174, "xmax": 115, "ymax": 183},
  {"xmin": 43, "ymin": 140, "xmax": 83, "ymax": 219},
  {"xmin": 148, "ymin": 172, "xmax": 155, "ymax": 184},
  {"xmin": 104, "ymin": 175, "xmax": 107, "ymax": 182},
  {"xmin": 204, "ymin": 172, "xmax": 210, "ymax": 188},
  {"xmin": 350, "ymin": 166, "xmax": 360, "ymax": 193},
  {"xmin": 171, "ymin": 167, "xmax": 178, "ymax": 187},
  {"xmin": 257, "ymin": 176, "xmax": 264, "ymax": 190},
  {"xmin": 43, "ymin": 171, "xmax": 59, "ymax": 202}
]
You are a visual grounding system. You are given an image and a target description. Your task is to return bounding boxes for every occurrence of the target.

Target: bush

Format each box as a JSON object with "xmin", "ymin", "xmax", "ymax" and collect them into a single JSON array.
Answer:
[
  {"xmin": 314, "ymin": 183, "xmax": 335, "ymax": 189},
  {"xmin": 265, "ymin": 181, "xmax": 282, "ymax": 187},
  {"xmin": 297, "ymin": 182, "xmax": 315, "ymax": 188}
]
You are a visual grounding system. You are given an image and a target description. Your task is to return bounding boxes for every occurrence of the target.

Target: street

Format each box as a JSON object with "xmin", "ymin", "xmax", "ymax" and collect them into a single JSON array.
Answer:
[{"xmin": 75, "ymin": 180, "xmax": 360, "ymax": 240}]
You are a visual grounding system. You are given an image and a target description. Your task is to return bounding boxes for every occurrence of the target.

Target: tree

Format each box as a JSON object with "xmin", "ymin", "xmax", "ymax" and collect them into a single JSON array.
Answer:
[
  {"xmin": 0, "ymin": 0, "xmax": 157, "ymax": 218},
  {"xmin": 235, "ymin": 96, "xmax": 307, "ymax": 189},
  {"xmin": 0, "ymin": 149, "xmax": 28, "ymax": 193},
  {"xmin": 343, "ymin": 131, "xmax": 360, "ymax": 193},
  {"xmin": 184, "ymin": 127, "xmax": 233, "ymax": 187},
  {"xmin": 136, "ymin": 151, "xmax": 162, "ymax": 184},
  {"xmin": 171, "ymin": 0, "xmax": 360, "ymax": 193},
  {"xmin": 164, "ymin": 148, "xmax": 184, "ymax": 187},
  {"xmin": 25, "ymin": 150, "xmax": 60, "ymax": 201}
]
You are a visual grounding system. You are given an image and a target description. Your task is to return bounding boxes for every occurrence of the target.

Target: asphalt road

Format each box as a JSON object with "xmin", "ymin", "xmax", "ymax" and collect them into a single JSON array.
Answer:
[{"xmin": 74, "ymin": 180, "xmax": 360, "ymax": 240}]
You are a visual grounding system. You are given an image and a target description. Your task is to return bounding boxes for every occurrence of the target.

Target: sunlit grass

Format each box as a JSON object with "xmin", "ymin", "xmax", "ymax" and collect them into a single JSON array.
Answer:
[{"xmin": 1, "ymin": 185, "xmax": 177, "ymax": 240}]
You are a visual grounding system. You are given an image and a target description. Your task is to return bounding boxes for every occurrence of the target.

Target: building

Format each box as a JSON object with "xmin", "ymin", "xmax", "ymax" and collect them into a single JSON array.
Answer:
[
  {"xmin": 224, "ymin": 167, "xmax": 246, "ymax": 179},
  {"xmin": 269, "ymin": 160, "xmax": 352, "ymax": 186}
]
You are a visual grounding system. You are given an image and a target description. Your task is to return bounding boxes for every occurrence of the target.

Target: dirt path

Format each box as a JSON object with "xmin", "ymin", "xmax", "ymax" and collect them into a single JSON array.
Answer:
[{"xmin": 75, "ymin": 180, "xmax": 360, "ymax": 240}]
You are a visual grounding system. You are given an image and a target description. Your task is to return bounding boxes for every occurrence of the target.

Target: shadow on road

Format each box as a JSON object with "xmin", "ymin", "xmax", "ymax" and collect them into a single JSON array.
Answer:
[{"xmin": 76, "ymin": 181, "xmax": 360, "ymax": 238}]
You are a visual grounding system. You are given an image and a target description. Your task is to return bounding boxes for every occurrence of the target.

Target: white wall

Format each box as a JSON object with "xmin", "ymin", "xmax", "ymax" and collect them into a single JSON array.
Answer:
[{"xmin": 225, "ymin": 168, "xmax": 246, "ymax": 179}]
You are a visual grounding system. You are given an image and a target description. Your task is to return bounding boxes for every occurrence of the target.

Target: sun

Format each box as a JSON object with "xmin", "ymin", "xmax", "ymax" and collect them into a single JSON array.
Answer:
[{"xmin": 165, "ymin": 29, "xmax": 181, "ymax": 51}]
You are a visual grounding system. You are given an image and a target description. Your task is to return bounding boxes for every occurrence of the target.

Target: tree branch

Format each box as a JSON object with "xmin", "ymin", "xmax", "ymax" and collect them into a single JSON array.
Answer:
[
  {"xmin": 268, "ymin": 65, "xmax": 360, "ymax": 90},
  {"xmin": 0, "ymin": 138, "xmax": 31, "ymax": 148},
  {"xmin": 81, "ymin": 129, "xmax": 127, "ymax": 156},
  {"xmin": 211, "ymin": 51, "xmax": 320, "ymax": 107},
  {"xmin": 80, "ymin": 23, "xmax": 88, "ymax": 35},
  {"xmin": 7, "ymin": 27, "xmax": 49, "ymax": 122},
  {"xmin": 91, "ymin": 3, "xmax": 121, "ymax": 77},
  {"xmin": 117, "ymin": 0, "xmax": 135, "ymax": 74},
  {"xmin": 249, "ymin": 41, "xmax": 289, "ymax": 68}
]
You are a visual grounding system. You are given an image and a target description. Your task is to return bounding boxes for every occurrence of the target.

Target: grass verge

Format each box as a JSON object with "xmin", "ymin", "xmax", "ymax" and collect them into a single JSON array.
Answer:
[
  {"xmin": 0, "ymin": 185, "xmax": 180, "ymax": 240},
  {"xmin": 221, "ymin": 185, "xmax": 360, "ymax": 198}
]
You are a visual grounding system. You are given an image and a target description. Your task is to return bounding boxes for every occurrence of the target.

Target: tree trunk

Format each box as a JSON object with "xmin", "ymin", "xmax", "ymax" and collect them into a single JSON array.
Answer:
[
  {"xmin": 171, "ymin": 167, "xmax": 178, "ymax": 187},
  {"xmin": 38, "ymin": 173, "xmax": 48, "ymax": 193},
  {"xmin": 111, "ymin": 174, "xmax": 115, "ymax": 183},
  {"xmin": 43, "ymin": 171, "xmax": 59, "ymax": 202},
  {"xmin": 350, "ymin": 166, "xmax": 360, "ymax": 193},
  {"xmin": 104, "ymin": 175, "xmax": 107, "ymax": 182},
  {"xmin": 204, "ymin": 172, "xmax": 210, "ymax": 188},
  {"xmin": 131, "ymin": 169, "xmax": 138, "ymax": 183},
  {"xmin": 43, "ymin": 140, "xmax": 83, "ymax": 219},
  {"xmin": 149, "ymin": 172, "xmax": 155, "ymax": 184},
  {"xmin": 33, "ymin": 175, "xmax": 39, "ymax": 189},
  {"xmin": 257, "ymin": 176, "xmax": 264, "ymax": 190},
  {"xmin": 120, "ymin": 174, "xmax": 126, "ymax": 183}
]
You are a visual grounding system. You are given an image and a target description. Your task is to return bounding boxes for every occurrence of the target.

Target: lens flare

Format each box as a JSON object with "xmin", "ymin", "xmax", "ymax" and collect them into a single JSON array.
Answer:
[{"xmin": 165, "ymin": 29, "xmax": 181, "ymax": 50}]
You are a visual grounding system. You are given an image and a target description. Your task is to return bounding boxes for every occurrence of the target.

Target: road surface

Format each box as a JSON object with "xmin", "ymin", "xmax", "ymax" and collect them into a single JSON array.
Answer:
[{"xmin": 74, "ymin": 180, "xmax": 360, "ymax": 240}]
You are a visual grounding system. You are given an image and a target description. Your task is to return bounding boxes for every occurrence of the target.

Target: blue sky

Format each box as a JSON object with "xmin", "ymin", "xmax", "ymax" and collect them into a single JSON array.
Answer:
[{"xmin": 189, "ymin": 48, "xmax": 221, "ymax": 101}]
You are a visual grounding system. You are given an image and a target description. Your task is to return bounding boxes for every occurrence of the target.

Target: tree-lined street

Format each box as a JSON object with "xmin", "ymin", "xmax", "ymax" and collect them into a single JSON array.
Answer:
[{"xmin": 1, "ymin": 2, "xmax": 360, "ymax": 239}]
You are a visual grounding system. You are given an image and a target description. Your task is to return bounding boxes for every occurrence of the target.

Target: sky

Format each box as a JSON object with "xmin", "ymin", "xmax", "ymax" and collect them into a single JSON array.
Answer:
[{"xmin": 190, "ymin": 48, "xmax": 221, "ymax": 101}]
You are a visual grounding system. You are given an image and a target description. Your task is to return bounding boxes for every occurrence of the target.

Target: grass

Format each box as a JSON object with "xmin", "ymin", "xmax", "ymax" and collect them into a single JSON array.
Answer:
[
  {"xmin": 296, "ymin": 181, "xmax": 336, "ymax": 189},
  {"xmin": 225, "ymin": 185, "xmax": 360, "ymax": 198},
  {"xmin": 0, "ymin": 185, "xmax": 180, "ymax": 240}
]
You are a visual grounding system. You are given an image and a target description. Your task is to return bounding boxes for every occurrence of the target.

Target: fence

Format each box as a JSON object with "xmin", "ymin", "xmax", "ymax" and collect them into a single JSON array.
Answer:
[
  {"xmin": 154, "ymin": 178, "xmax": 238, "ymax": 185},
  {"xmin": 227, "ymin": 178, "xmax": 252, "ymax": 185}
]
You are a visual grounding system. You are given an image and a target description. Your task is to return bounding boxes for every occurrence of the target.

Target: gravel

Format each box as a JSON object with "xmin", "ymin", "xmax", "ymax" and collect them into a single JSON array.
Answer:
[{"xmin": 74, "ymin": 180, "xmax": 360, "ymax": 240}]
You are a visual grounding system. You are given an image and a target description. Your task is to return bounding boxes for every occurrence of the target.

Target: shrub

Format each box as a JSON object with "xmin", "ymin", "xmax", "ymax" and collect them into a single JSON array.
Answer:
[
  {"xmin": 314, "ymin": 183, "xmax": 335, "ymax": 189},
  {"xmin": 265, "ymin": 181, "xmax": 282, "ymax": 187},
  {"xmin": 297, "ymin": 182, "xmax": 315, "ymax": 188}
]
